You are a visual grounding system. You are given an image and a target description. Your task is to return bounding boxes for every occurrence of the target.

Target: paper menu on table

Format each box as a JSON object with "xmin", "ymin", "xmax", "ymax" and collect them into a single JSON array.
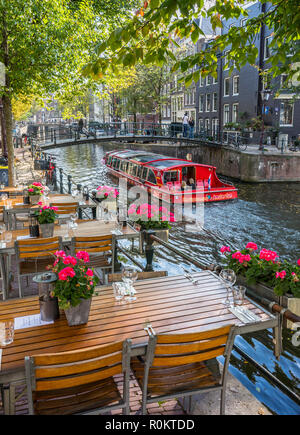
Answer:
[{"xmin": 14, "ymin": 314, "xmax": 54, "ymax": 330}]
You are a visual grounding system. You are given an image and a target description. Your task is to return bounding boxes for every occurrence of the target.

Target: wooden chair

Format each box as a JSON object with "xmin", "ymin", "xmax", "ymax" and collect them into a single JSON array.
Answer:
[
  {"xmin": 25, "ymin": 340, "xmax": 132, "ymax": 415},
  {"xmin": 15, "ymin": 236, "xmax": 63, "ymax": 298},
  {"xmin": 50, "ymin": 202, "xmax": 78, "ymax": 223},
  {"xmin": 108, "ymin": 270, "xmax": 168, "ymax": 283},
  {"xmin": 71, "ymin": 235, "xmax": 114, "ymax": 283},
  {"xmin": 131, "ymin": 325, "xmax": 236, "ymax": 415}
]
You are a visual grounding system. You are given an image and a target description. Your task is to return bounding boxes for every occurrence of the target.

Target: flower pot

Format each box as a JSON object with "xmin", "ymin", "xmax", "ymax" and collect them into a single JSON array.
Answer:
[
  {"xmin": 39, "ymin": 223, "xmax": 55, "ymax": 238},
  {"xmin": 29, "ymin": 195, "xmax": 41, "ymax": 205},
  {"xmin": 39, "ymin": 296, "xmax": 60, "ymax": 322},
  {"xmin": 64, "ymin": 298, "xmax": 92, "ymax": 326}
]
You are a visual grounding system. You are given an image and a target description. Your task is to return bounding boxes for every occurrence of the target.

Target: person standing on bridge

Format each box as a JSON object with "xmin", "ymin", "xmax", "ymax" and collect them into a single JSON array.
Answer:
[
  {"xmin": 188, "ymin": 116, "xmax": 195, "ymax": 139},
  {"xmin": 182, "ymin": 112, "xmax": 189, "ymax": 138}
]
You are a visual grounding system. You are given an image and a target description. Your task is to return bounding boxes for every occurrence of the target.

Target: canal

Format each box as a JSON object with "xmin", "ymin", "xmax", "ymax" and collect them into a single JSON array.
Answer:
[{"xmin": 49, "ymin": 142, "xmax": 300, "ymax": 415}]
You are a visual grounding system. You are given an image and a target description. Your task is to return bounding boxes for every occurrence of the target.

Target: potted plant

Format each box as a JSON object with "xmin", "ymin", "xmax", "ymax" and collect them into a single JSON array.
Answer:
[
  {"xmin": 34, "ymin": 204, "xmax": 58, "ymax": 238},
  {"xmin": 220, "ymin": 243, "xmax": 300, "ymax": 322},
  {"xmin": 96, "ymin": 185, "xmax": 119, "ymax": 202},
  {"xmin": 49, "ymin": 250, "xmax": 99, "ymax": 326},
  {"xmin": 128, "ymin": 203, "xmax": 175, "ymax": 243},
  {"xmin": 27, "ymin": 182, "xmax": 44, "ymax": 204}
]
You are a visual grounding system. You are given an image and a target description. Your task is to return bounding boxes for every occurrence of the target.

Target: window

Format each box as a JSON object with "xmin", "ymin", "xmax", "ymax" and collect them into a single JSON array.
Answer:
[
  {"xmin": 241, "ymin": 18, "xmax": 247, "ymax": 27},
  {"xmin": 205, "ymin": 118, "xmax": 210, "ymax": 132},
  {"xmin": 223, "ymin": 104, "xmax": 230, "ymax": 125},
  {"xmin": 199, "ymin": 94, "xmax": 204, "ymax": 112},
  {"xmin": 213, "ymin": 93, "xmax": 217, "ymax": 112},
  {"xmin": 207, "ymin": 75, "xmax": 212, "ymax": 85},
  {"xmin": 264, "ymin": 36, "xmax": 273, "ymax": 60},
  {"xmin": 233, "ymin": 76, "xmax": 239, "ymax": 95},
  {"xmin": 199, "ymin": 118, "xmax": 204, "ymax": 131},
  {"xmin": 115, "ymin": 159, "xmax": 120, "ymax": 170},
  {"xmin": 108, "ymin": 156, "xmax": 112, "ymax": 165},
  {"xmin": 137, "ymin": 166, "xmax": 143, "ymax": 178},
  {"xmin": 200, "ymin": 74, "xmax": 205, "ymax": 87},
  {"xmin": 164, "ymin": 171, "xmax": 178, "ymax": 183},
  {"xmin": 280, "ymin": 101, "xmax": 294, "ymax": 126},
  {"xmin": 206, "ymin": 94, "xmax": 211, "ymax": 112},
  {"xmin": 141, "ymin": 167, "xmax": 148, "ymax": 180},
  {"xmin": 224, "ymin": 50, "xmax": 230, "ymax": 70},
  {"xmin": 132, "ymin": 164, "xmax": 137, "ymax": 176},
  {"xmin": 213, "ymin": 73, "xmax": 218, "ymax": 84},
  {"xmin": 232, "ymin": 103, "xmax": 239, "ymax": 123},
  {"xmin": 224, "ymin": 77, "xmax": 230, "ymax": 96},
  {"xmin": 280, "ymin": 74, "xmax": 292, "ymax": 89},
  {"xmin": 212, "ymin": 118, "xmax": 219, "ymax": 136},
  {"xmin": 147, "ymin": 169, "xmax": 157, "ymax": 184}
]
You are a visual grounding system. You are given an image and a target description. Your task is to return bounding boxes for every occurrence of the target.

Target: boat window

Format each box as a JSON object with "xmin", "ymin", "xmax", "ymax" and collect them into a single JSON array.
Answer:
[
  {"xmin": 132, "ymin": 165, "xmax": 138, "ymax": 177},
  {"xmin": 127, "ymin": 162, "xmax": 134, "ymax": 175},
  {"xmin": 137, "ymin": 166, "xmax": 143, "ymax": 178},
  {"xmin": 121, "ymin": 161, "xmax": 128, "ymax": 173},
  {"xmin": 108, "ymin": 156, "xmax": 112, "ymax": 165},
  {"xmin": 147, "ymin": 169, "xmax": 157, "ymax": 185},
  {"xmin": 141, "ymin": 167, "xmax": 148, "ymax": 180},
  {"xmin": 115, "ymin": 159, "xmax": 120, "ymax": 170},
  {"xmin": 164, "ymin": 171, "xmax": 178, "ymax": 184},
  {"xmin": 112, "ymin": 158, "xmax": 117, "ymax": 168}
]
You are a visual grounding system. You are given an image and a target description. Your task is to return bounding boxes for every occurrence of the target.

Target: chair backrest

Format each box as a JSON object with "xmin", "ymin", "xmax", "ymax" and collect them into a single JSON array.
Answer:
[
  {"xmin": 148, "ymin": 325, "xmax": 234, "ymax": 368},
  {"xmin": 15, "ymin": 236, "xmax": 62, "ymax": 260},
  {"xmin": 50, "ymin": 202, "xmax": 78, "ymax": 215},
  {"xmin": 25, "ymin": 340, "xmax": 132, "ymax": 415},
  {"xmin": 71, "ymin": 234, "xmax": 113, "ymax": 255},
  {"xmin": 108, "ymin": 270, "xmax": 168, "ymax": 283}
]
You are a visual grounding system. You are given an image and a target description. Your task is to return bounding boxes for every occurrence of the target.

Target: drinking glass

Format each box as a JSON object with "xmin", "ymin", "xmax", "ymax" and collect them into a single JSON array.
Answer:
[
  {"xmin": 122, "ymin": 267, "xmax": 138, "ymax": 301},
  {"xmin": 4, "ymin": 231, "xmax": 12, "ymax": 244},
  {"xmin": 0, "ymin": 321, "xmax": 14, "ymax": 346},
  {"xmin": 70, "ymin": 212, "xmax": 78, "ymax": 228},
  {"xmin": 232, "ymin": 285, "xmax": 246, "ymax": 306},
  {"xmin": 219, "ymin": 269, "xmax": 236, "ymax": 307},
  {"xmin": 112, "ymin": 282, "xmax": 124, "ymax": 302}
]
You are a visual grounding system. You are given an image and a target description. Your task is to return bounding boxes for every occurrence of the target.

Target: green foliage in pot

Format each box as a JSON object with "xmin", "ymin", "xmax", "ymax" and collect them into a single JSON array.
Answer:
[
  {"xmin": 220, "ymin": 243, "xmax": 300, "ymax": 298},
  {"xmin": 33, "ymin": 205, "xmax": 58, "ymax": 224},
  {"xmin": 49, "ymin": 250, "xmax": 99, "ymax": 310}
]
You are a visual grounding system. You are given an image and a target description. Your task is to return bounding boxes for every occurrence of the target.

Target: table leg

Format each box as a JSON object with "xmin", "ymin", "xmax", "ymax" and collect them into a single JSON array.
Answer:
[{"xmin": 0, "ymin": 253, "xmax": 8, "ymax": 300}]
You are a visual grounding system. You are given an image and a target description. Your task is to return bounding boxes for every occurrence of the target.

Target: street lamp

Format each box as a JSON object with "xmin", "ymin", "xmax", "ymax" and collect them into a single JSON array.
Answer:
[{"xmin": 259, "ymin": 90, "xmax": 271, "ymax": 152}]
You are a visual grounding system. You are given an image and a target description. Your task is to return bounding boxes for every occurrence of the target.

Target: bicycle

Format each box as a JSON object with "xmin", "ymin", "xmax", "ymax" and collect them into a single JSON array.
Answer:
[{"xmin": 226, "ymin": 134, "xmax": 247, "ymax": 151}]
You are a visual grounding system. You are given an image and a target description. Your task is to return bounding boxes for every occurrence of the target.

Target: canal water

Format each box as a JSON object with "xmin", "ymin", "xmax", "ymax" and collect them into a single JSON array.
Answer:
[{"xmin": 50, "ymin": 142, "xmax": 300, "ymax": 415}]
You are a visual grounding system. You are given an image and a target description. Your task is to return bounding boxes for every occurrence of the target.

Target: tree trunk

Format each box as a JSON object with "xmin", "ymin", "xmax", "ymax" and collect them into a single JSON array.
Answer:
[{"xmin": 3, "ymin": 93, "xmax": 15, "ymax": 185}]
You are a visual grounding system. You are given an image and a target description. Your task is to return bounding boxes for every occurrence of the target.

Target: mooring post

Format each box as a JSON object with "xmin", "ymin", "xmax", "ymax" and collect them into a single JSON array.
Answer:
[
  {"xmin": 67, "ymin": 175, "xmax": 72, "ymax": 195},
  {"xmin": 59, "ymin": 168, "xmax": 64, "ymax": 193},
  {"xmin": 143, "ymin": 230, "xmax": 156, "ymax": 272},
  {"xmin": 52, "ymin": 162, "xmax": 58, "ymax": 191}
]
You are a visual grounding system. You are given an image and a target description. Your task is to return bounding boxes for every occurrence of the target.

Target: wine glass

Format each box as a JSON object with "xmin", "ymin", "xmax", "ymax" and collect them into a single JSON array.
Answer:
[
  {"xmin": 122, "ymin": 267, "xmax": 138, "ymax": 301},
  {"xmin": 71, "ymin": 188, "xmax": 78, "ymax": 200},
  {"xmin": 219, "ymin": 269, "xmax": 236, "ymax": 307},
  {"xmin": 70, "ymin": 212, "xmax": 77, "ymax": 228}
]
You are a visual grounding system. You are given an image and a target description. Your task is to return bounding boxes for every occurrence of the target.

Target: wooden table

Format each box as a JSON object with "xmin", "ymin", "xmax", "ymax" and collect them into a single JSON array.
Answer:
[
  {"xmin": 0, "ymin": 187, "xmax": 24, "ymax": 197},
  {"xmin": 0, "ymin": 220, "xmax": 139, "ymax": 299},
  {"xmin": 0, "ymin": 271, "xmax": 278, "ymax": 414},
  {"xmin": 3, "ymin": 193, "xmax": 98, "ymax": 229}
]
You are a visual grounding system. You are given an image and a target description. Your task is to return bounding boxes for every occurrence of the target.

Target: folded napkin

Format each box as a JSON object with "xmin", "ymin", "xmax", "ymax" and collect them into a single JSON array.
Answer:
[{"xmin": 229, "ymin": 306, "xmax": 261, "ymax": 324}]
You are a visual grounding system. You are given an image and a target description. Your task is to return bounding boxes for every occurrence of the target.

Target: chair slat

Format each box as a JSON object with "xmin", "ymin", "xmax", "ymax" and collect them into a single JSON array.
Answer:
[
  {"xmin": 35, "ymin": 364, "xmax": 123, "ymax": 391},
  {"xmin": 35, "ymin": 352, "xmax": 122, "ymax": 379},
  {"xmin": 34, "ymin": 341, "xmax": 123, "ymax": 365},
  {"xmin": 155, "ymin": 335, "xmax": 229, "ymax": 356},
  {"xmin": 152, "ymin": 347, "xmax": 226, "ymax": 367},
  {"xmin": 156, "ymin": 325, "xmax": 231, "ymax": 344},
  {"xmin": 17, "ymin": 237, "xmax": 60, "ymax": 246}
]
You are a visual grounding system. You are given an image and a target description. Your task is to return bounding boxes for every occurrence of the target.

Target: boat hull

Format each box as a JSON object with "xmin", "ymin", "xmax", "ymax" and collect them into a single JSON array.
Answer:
[{"xmin": 106, "ymin": 167, "xmax": 238, "ymax": 203}]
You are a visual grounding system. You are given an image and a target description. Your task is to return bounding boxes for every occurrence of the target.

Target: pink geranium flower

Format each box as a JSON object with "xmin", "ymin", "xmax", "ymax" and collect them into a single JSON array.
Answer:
[
  {"xmin": 86, "ymin": 268, "xmax": 94, "ymax": 277},
  {"xmin": 63, "ymin": 256, "xmax": 77, "ymax": 266},
  {"xmin": 246, "ymin": 242, "xmax": 258, "ymax": 251},
  {"xmin": 58, "ymin": 267, "xmax": 75, "ymax": 281},
  {"xmin": 275, "ymin": 270, "xmax": 286, "ymax": 279},
  {"xmin": 297, "ymin": 259, "xmax": 300, "ymax": 266},
  {"xmin": 220, "ymin": 246, "xmax": 231, "ymax": 254},
  {"xmin": 76, "ymin": 251, "xmax": 90, "ymax": 263}
]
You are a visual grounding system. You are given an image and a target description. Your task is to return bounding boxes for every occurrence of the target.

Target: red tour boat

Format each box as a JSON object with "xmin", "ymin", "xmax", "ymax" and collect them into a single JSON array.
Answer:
[{"xmin": 103, "ymin": 150, "xmax": 238, "ymax": 203}]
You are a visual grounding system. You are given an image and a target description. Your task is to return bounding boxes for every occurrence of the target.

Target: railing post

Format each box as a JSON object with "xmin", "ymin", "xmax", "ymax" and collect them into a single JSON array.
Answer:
[
  {"xmin": 67, "ymin": 175, "xmax": 72, "ymax": 194},
  {"xmin": 54, "ymin": 130, "xmax": 57, "ymax": 145},
  {"xmin": 59, "ymin": 168, "xmax": 64, "ymax": 193},
  {"xmin": 52, "ymin": 162, "xmax": 58, "ymax": 191}
]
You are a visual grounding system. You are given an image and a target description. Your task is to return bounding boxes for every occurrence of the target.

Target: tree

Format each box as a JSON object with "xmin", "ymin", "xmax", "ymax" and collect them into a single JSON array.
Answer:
[
  {"xmin": 91, "ymin": 0, "xmax": 300, "ymax": 90},
  {"xmin": 0, "ymin": 0, "xmax": 139, "ymax": 185}
]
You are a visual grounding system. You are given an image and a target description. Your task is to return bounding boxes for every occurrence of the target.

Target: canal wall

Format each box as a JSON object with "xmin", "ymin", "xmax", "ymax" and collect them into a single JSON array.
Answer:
[{"xmin": 102, "ymin": 141, "xmax": 300, "ymax": 183}]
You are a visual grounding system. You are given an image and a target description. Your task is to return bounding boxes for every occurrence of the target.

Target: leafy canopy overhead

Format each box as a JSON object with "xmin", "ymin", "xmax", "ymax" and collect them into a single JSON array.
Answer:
[{"xmin": 89, "ymin": 0, "xmax": 300, "ymax": 89}]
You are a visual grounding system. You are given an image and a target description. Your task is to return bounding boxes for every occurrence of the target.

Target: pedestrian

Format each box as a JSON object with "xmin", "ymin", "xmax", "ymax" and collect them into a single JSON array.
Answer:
[
  {"xmin": 182, "ymin": 112, "xmax": 189, "ymax": 137},
  {"xmin": 188, "ymin": 116, "xmax": 195, "ymax": 139},
  {"xmin": 78, "ymin": 118, "xmax": 84, "ymax": 133}
]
